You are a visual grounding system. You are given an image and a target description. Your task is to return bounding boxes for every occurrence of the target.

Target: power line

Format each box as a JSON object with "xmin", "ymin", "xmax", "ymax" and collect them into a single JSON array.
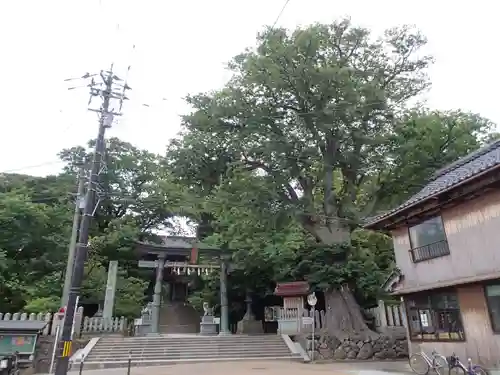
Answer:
[
  {"xmin": 0, "ymin": 97, "xmax": 394, "ymax": 175},
  {"xmin": 0, "ymin": 161, "xmax": 65, "ymax": 174},
  {"xmin": 7, "ymin": 188, "xmax": 354, "ymax": 224},
  {"xmin": 271, "ymin": 0, "xmax": 291, "ymax": 29},
  {"xmin": 0, "ymin": 115, "xmax": 80, "ymax": 174}
]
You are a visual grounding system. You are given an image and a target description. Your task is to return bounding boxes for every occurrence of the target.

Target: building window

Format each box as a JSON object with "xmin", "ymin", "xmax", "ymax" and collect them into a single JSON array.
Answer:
[
  {"xmin": 405, "ymin": 290, "xmax": 465, "ymax": 341},
  {"xmin": 485, "ymin": 283, "xmax": 500, "ymax": 333},
  {"xmin": 409, "ymin": 216, "xmax": 450, "ymax": 262}
]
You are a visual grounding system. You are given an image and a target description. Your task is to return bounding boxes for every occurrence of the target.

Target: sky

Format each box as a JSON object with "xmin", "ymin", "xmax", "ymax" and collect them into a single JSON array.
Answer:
[{"xmin": 0, "ymin": 0, "xmax": 498, "ymax": 177}]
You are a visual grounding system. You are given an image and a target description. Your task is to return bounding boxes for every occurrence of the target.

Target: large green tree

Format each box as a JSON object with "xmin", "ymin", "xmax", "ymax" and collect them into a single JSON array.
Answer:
[
  {"xmin": 0, "ymin": 183, "xmax": 73, "ymax": 311},
  {"xmin": 0, "ymin": 137, "xmax": 191, "ymax": 316},
  {"xmin": 168, "ymin": 19, "xmax": 495, "ymax": 339},
  {"xmin": 56, "ymin": 137, "xmax": 191, "ymax": 313}
]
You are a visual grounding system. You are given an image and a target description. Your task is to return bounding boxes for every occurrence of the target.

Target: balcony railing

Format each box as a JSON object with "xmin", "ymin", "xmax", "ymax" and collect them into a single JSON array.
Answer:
[{"xmin": 410, "ymin": 240, "xmax": 450, "ymax": 263}]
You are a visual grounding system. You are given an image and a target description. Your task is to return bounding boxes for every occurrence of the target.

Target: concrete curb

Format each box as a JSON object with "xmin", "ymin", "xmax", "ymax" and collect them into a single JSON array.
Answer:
[
  {"xmin": 70, "ymin": 337, "xmax": 100, "ymax": 363},
  {"xmin": 281, "ymin": 334, "xmax": 310, "ymax": 363}
]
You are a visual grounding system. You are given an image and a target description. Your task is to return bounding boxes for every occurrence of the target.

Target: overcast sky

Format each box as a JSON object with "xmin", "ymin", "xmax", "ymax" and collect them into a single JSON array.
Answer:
[{"xmin": 0, "ymin": 0, "xmax": 497, "ymax": 177}]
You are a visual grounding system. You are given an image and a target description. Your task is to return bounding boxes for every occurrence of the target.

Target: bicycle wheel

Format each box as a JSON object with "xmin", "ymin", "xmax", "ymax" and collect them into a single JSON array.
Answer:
[
  {"xmin": 472, "ymin": 365, "xmax": 490, "ymax": 375},
  {"xmin": 410, "ymin": 353, "xmax": 431, "ymax": 375},
  {"xmin": 449, "ymin": 365, "xmax": 467, "ymax": 375},
  {"xmin": 432, "ymin": 355, "xmax": 448, "ymax": 375}
]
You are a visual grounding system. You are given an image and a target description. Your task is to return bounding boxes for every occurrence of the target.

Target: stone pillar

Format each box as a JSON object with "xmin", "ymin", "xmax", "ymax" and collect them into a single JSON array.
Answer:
[
  {"xmin": 103, "ymin": 260, "xmax": 118, "ymax": 319},
  {"xmin": 151, "ymin": 255, "xmax": 166, "ymax": 334},
  {"xmin": 400, "ymin": 296, "xmax": 413, "ymax": 354},
  {"xmin": 243, "ymin": 292, "xmax": 254, "ymax": 320},
  {"xmin": 237, "ymin": 290, "xmax": 263, "ymax": 334},
  {"xmin": 73, "ymin": 306, "xmax": 84, "ymax": 337},
  {"xmin": 378, "ymin": 299, "xmax": 387, "ymax": 330},
  {"xmin": 219, "ymin": 259, "xmax": 231, "ymax": 335}
]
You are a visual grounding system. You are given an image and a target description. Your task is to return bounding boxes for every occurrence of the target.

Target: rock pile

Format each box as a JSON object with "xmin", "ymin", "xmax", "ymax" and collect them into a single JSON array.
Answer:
[{"xmin": 305, "ymin": 333, "xmax": 408, "ymax": 361}]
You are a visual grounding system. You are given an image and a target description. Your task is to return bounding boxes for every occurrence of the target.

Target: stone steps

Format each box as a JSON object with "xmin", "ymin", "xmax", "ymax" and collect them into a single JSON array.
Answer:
[
  {"xmin": 94, "ymin": 335, "xmax": 284, "ymax": 341},
  {"xmin": 87, "ymin": 348, "xmax": 291, "ymax": 356},
  {"xmin": 92, "ymin": 337, "xmax": 285, "ymax": 345},
  {"xmin": 88, "ymin": 345, "xmax": 288, "ymax": 356},
  {"xmin": 87, "ymin": 346, "xmax": 291, "ymax": 356},
  {"xmin": 78, "ymin": 335, "xmax": 302, "ymax": 369},
  {"xmin": 85, "ymin": 352, "xmax": 293, "ymax": 361}
]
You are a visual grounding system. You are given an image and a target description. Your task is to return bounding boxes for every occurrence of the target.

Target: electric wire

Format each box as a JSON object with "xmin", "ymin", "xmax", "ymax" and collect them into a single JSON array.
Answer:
[
  {"xmin": 0, "ymin": 97, "xmax": 393, "ymax": 174},
  {"xmin": 1, "ymin": 0, "xmax": 385, "ymax": 227},
  {"xmin": 3, "ymin": 187, "xmax": 356, "ymax": 224},
  {"xmin": 272, "ymin": 0, "xmax": 291, "ymax": 29},
  {"xmin": 1, "ymin": 161, "xmax": 66, "ymax": 174}
]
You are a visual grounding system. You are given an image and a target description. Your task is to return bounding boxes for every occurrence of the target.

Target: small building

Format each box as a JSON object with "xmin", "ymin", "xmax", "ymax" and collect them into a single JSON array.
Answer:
[{"xmin": 365, "ymin": 140, "xmax": 500, "ymax": 368}]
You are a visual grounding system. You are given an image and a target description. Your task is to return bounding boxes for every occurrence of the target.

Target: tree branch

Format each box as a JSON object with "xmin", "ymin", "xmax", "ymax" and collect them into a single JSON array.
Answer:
[{"xmin": 243, "ymin": 159, "xmax": 299, "ymax": 203}]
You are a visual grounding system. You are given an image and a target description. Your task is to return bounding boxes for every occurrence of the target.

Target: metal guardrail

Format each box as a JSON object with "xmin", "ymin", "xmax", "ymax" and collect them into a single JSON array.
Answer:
[{"xmin": 410, "ymin": 240, "xmax": 450, "ymax": 262}]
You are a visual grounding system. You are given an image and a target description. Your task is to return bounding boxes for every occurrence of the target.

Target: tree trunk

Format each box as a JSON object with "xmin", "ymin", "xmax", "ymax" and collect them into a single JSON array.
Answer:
[
  {"xmin": 306, "ymin": 222, "xmax": 379, "ymax": 340},
  {"xmin": 324, "ymin": 286, "xmax": 378, "ymax": 340}
]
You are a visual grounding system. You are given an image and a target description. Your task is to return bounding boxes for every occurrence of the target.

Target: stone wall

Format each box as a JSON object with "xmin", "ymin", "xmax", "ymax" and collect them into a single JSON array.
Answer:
[
  {"xmin": 29, "ymin": 336, "xmax": 89, "ymax": 374},
  {"xmin": 305, "ymin": 333, "xmax": 408, "ymax": 361}
]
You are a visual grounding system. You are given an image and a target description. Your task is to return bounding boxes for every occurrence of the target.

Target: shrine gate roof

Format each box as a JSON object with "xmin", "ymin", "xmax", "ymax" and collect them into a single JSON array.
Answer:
[{"xmin": 136, "ymin": 236, "xmax": 224, "ymax": 256}]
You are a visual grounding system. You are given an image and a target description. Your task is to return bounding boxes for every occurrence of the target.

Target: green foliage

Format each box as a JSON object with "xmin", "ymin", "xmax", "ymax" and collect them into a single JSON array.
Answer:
[
  {"xmin": 373, "ymin": 110, "xmax": 495, "ymax": 210},
  {"xmin": 178, "ymin": 20, "xmax": 435, "ymax": 234},
  {"xmin": 24, "ymin": 297, "xmax": 60, "ymax": 314},
  {"xmin": 174, "ymin": 19, "xmax": 494, "ymax": 235},
  {"xmin": 0, "ymin": 137, "xmax": 188, "ymax": 314},
  {"xmin": 1, "ymin": 19, "xmax": 497, "ymax": 324},
  {"xmin": 203, "ymin": 168, "xmax": 304, "ymax": 293},
  {"xmin": 187, "ymin": 272, "xmax": 220, "ymax": 313},
  {"xmin": 290, "ymin": 231, "xmax": 393, "ymax": 306},
  {"xmin": 115, "ymin": 276, "xmax": 148, "ymax": 319},
  {"xmin": 167, "ymin": 19, "xmax": 497, "ymax": 312},
  {"xmin": 0, "ymin": 188, "xmax": 72, "ymax": 311},
  {"xmin": 59, "ymin": 137, "xmax": 184, "ymax": 234}
]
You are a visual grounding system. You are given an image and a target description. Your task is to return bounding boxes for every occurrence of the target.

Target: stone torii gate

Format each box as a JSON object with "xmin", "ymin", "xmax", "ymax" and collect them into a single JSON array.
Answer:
[{"xmin": 135, "ymin": 236, "xmax": 231, "ymax": 335}]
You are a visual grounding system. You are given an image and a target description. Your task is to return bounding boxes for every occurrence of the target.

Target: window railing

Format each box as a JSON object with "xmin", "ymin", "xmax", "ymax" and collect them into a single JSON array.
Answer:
[{"xmin": 410, "ymin": 240, "xmax": 450, "ymax": 263}]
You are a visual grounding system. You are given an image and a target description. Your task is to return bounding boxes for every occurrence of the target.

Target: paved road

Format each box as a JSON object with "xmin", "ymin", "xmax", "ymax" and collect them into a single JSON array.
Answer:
[{"xmin": 56, "ymin": 360, "xmax": 412, "ymax": 375}]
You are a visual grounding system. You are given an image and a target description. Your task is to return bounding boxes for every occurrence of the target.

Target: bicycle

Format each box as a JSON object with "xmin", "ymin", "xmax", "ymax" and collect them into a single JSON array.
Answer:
[
  {"xmin": 409, "ymin": 349, "xmax": 448, "ymax": 375},
  {"xmin": 448, "ymin": 353, "xmax": 489, "ymax": 375}
]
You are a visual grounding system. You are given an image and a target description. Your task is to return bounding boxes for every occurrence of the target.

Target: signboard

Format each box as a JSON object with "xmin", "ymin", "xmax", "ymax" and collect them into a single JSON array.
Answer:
[
  {"xmin": 307, "ymin": 293, "xmax": 317, "ymax": 307},
  {"xmin": 57, "ymin": 306, "xmax": 66, "ymax": 321},
  {"xmin": 0, "ymin": 334, "xmax": 37, "ymax": 354},
  {"xmin": 302, "ymin": 317, "xmax": 314, "ymax": 325}
]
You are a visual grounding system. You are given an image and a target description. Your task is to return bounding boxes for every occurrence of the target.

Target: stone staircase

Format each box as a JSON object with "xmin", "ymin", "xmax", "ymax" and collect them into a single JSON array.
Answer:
[{"xmin": 77, "ymin": 335, "xmax": 302, "ymax": 369}]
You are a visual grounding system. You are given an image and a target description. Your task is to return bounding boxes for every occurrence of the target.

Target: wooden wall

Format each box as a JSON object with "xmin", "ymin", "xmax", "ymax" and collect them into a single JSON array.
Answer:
[
  {"xmin": 392, "ymin": 189, "xmax": 500, "ymax": 291},
  {"xmin": 411, "ymin": 284, "xmax": 500, "ymax": 368}
]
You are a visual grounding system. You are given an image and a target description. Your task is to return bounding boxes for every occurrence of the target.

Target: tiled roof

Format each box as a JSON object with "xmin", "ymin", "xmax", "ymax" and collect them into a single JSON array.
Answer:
[
  {"xmin": 161, "ymin": 236, "xmax": 197, "ymax": 249},
  {"xmin": 365, "ymin": 139, "xmax": 500, "ymax": 227},
  {"xmin": 274, "ymin": 281, "xmax": 310, "ymax": 297},
  {"xmin": 0, "ymin": 320, "xmax": 47, "ymax": 331}
]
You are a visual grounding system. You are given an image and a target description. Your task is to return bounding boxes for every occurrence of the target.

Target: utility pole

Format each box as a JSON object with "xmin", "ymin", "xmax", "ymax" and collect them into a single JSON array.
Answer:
[
  {"xmin": 61, "ymin": 166, "xmax": 86, "ymax": 308},
  {"xmin": 55, "ymin": 66, "xmax": 130, "ymax": 375}
]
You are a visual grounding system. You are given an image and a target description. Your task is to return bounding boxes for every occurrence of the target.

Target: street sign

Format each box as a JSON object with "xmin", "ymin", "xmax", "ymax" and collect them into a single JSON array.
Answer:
[
  {"xmin": 307, "ymin": 293, "xmax": 317, "ymax": 362},
  {"xmin": 307, "ymin": 293, "xmax": 317, "ymax": 307},
  {"xmin": 57, "ymin": 307, "xmax": 66, "ymax": 321},
  {"xmin": 302, "ymin": 317, "xmax": 314, "ymax": 325}
]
